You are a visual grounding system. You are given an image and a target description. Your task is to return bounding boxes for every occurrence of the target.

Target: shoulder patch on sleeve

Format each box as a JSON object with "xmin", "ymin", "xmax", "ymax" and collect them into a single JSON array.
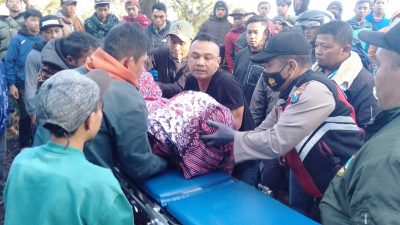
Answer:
[{"xmin": 289, "ymin": 82, "xmax": 310, "ymax": 104}]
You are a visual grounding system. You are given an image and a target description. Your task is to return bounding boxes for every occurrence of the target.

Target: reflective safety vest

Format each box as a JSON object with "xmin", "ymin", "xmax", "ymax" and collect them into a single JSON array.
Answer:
[{"xmin": 284, "ymin": 72, "xmax": 365, "ymax": 198}]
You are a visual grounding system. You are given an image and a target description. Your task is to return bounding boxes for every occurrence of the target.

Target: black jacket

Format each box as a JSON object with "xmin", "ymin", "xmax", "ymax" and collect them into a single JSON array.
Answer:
[
  {"xmin": 344, "ymin": 67, "xmax": 380, "ymax": 129},
  {"xmin": 146, "ymin": 47, "xmax": 190, "ymax": 98},
  {"xmin": 233, "ymin": 47, "xmax": 265, "ymax": 104},
  {"xmin": 250, "ymin": 76, "xmax": 280, "ymax": 126},
  {"xmin": 144, "ymin": 20, "xmax": 171, "ymax": 50}
]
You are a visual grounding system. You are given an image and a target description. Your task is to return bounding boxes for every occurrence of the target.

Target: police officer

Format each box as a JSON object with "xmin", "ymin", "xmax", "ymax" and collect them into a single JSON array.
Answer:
[{"xmin": 201, "ymin": 31, "xmax": 364, "ymax": 221}]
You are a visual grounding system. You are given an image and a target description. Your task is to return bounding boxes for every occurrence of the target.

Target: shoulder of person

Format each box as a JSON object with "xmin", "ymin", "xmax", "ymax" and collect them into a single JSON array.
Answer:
[
  {"xmin": 215, "ymin": 70, "xmax": 242, "ymax": 89},
  {"xmin": 235, "ymin": 47, "xmax": 249, "ymax": 59},
  {"xmin": 290, "ymin": 80, "xmax": 334, "ymax": 105}
]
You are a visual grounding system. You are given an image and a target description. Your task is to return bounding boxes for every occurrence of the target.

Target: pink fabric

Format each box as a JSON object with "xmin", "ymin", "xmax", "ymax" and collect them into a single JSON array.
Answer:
[
  {"xmin": 139, "ymin": 72, "xmax": 237, "ymax": 178},
  {"xmin": 121, "ymin": 14, "xmax": 151, "ymax": 28}
]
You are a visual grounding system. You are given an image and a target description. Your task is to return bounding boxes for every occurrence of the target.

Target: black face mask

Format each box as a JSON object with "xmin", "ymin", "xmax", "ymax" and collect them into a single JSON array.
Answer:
[{"xmin": 262, "ymin": 63, "xmax": 288, "ymax": 91}]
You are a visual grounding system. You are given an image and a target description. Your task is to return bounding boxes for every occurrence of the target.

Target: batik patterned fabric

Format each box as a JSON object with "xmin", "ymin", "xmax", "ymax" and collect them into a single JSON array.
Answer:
[{"xmin": 139, "ymin": 72, "xmax": 237, "ymax": 178}]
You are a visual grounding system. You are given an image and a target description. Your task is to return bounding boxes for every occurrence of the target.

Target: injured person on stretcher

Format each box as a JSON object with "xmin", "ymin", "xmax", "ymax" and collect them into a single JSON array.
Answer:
[{"xmin": 138, "ymin": 71, "xmax": 238, "ymax": 179}]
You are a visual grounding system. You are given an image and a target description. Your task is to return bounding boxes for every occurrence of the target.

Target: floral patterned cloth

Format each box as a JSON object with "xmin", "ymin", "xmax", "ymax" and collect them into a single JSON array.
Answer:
[{"xmin": 139, "ymin": 72, "xmax": 237, "ymax": 178}]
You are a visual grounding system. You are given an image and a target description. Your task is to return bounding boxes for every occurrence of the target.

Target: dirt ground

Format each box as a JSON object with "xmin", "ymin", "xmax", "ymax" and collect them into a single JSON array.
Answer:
[
  {"xmin": 0, "ymin": 109, "xmax": 21, "ymax": 225},
  {"xmin": 0, "ymin": 136, "xmax": 19, "ymax": 225}
]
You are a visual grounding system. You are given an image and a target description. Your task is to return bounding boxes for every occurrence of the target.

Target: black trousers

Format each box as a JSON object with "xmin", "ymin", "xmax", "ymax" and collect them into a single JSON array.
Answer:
[{"xmin": 16, "ymin": 86, "xmax": 32, "ymax": 149}]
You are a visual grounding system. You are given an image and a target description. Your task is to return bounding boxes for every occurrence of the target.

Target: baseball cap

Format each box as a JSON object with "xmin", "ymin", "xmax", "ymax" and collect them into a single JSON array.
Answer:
[
  {"xmin": 125, "ymin": 0, "xmax": 139, "ymax": 7},
  {"xmin": 251, "ymin": 31, "xmax": 311, "ymax": 63},
  {"xmin": 60, "ymin": 0, "xmax": 77, "ymax": 4},
  {"xmin": 36, "ymin": 69, "xmax": 111, "ymax": 133},
  {"xmin": 40, "ymin": 15, "xmax": 63, "ymax": 32},
  {"xmin": 166, "ymin": 20, "xmax": 195, "ymax": 43},
  {"xmin": 94, "ymin": 0, "xmax": 110, "ymax": 5},
  {"xmin": 358, "ymin": 22, "xmax": 400, "ymax": 55}
]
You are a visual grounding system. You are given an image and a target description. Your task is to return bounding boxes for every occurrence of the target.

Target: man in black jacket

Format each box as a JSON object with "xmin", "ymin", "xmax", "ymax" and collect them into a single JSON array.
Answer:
[
  {"xmin": 233, "ymin": 15, "xmax": 272, "ymax": 104},
  {"xmin": 144, "ymin": 2, "xmax": 171, "ymax": 50},
  {"xmin": 314, "ymin": 21, "xmax": 380, "ymax": 129},
  {"xmin": 146, "ymin": 20, "xmax": 194, "ymax": 98}
]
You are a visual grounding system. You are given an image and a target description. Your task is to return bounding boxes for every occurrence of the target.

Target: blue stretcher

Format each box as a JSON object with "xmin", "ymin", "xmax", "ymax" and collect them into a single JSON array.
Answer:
[{"xmin": 115, "ymin": 169, "xmax": 320, "ymax": 225}]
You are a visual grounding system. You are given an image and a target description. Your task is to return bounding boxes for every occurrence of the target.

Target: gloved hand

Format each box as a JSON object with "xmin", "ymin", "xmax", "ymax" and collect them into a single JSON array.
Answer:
[{"xmin": 201, "ymin": 120, "xmax": 236, "ymax": 147}]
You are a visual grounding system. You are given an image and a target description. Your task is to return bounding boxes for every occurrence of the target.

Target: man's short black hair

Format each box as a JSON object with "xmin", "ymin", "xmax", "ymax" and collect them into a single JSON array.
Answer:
[
  {"xmin": 318, "ymin": 21, "xmax": 353, "ymax": 47},
  {"xmin": 24, "ymin": 8, "xmax": 42, "ymax": 20},
  {"xmin": 276, "ymin": 0, "xmax": 291, "ymax": 6},
  {"xmin": 258, "ymin": 1, "xmax": 270, "ymax": 9},
  {"xmin": 356, "ymin": 0, "xmax": 372, "ymax": 7},
  {"xmin": 95, "ymin": 3, "xmax": 109, "ymax": 8},
  {"xmin": 374, "ymin": 0, "xmax": 387, "ymax": 3},
  {"xmin": 102, "ymin": 23, "xmax": 149, "ymax": 61},
  {"xmin": 60, "ymin": 32, "xmax": 99, "ymax": 62},
  {"xmin": 192, "ymin": 33, "xmax": 219, "ymax": 47},
  {"xmin": 246, "ymin": 15, "xmax": 269, "ymax": 27},
  {"xmin": 152, "ymin": 2, "xmax": 167, "ymax": 13}
]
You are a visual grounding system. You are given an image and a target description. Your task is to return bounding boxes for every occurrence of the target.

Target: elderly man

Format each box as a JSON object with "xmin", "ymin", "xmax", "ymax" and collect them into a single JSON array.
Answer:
[
  {"xmin": 201, "ymin": 31, "xmax": 364, "ymax": 221},
  {"xmin": 146, "ymin": 20, "xmax": 194, "ymax": 98},
  {"xmin": 320, "ymin": 22, "xmax": 400, "ymax": 225},
  {"xmin": 184, "ymin": 33, "xmax": 258, "ymax": 186}
]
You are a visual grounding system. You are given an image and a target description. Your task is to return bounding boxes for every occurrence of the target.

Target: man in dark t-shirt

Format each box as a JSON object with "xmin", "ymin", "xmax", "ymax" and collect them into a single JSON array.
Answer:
[
  {"xmin": 184, "ymin": 33, "xmax": 258, "ymax": 186},
  {"xmin": 185, "ymin": 71, "xmax": 254, "ymax": 132}
]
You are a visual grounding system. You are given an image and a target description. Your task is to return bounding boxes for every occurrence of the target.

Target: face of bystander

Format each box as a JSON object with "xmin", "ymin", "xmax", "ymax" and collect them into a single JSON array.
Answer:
[
  {"xmin": 188, "ymin": 40, "xmax": 221, "ymax": 83},
  {"xmin": 25, "ymin": 16, "xmax": 40, "ymax": 35},
  {"xmin": 95, "ymin": 5, "xmax": 109, "ymax": 22},
  {"xmin": 125, "ymin": 4, "xmax": 139, "ymax": 19},
  {"xmin": 42, "ymin": 26, "xmax": 63, "ymax": 42},
  {"xmin": 215, "ymin": 7, "xmax": 227, "ymax": 19},
  {"xmin": 374, "ymin": 49, "xmax": 400, "ymax": 109},
  {"xmin": 354, "ymin": 2, "xmax": 371, "ymax": 22},
  {"xmin": 61, "ymin": 2, "xmax": 77, "ymax": 18},
  {"xmin": 315, "ymin": 33, "xmax": 350, "ymax": 73},
  {"xmin": 151, "ymin": 9, "xmax": 167, "ymax": 29},
  {"xmin": 258, "ymin": 3, "xmax": 270, "ymax": 18},
  {"xmin": 246, "ymin": 21, "xmax": 269, "ymax": 51},
  {"xmin": 167, "ymin": 34, "xmax": 191, "ymax": 61}
]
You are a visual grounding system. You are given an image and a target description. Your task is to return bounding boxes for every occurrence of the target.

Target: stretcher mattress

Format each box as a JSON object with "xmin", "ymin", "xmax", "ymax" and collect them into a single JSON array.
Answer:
[{"xmin": 141, "ymin": 170, "xmax": 319, "ymax": 225}]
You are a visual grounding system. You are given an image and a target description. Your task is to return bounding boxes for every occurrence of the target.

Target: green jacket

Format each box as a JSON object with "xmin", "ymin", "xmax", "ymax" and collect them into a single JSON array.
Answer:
[
  {"xmin": 0, "ymin": 14, "xmax": 24, "ymax": 60},
  {"xmin": 4, "ymin": 142, "xmax": 134, "ymax": 225},
  {"xmin": 320, "ymin": 107, "xmax": 400, "ymax": 225}
]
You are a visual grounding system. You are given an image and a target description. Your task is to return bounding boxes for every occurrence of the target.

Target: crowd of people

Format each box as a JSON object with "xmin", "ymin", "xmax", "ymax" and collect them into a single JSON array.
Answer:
[{"xmin": 0, "ymin": 0, "xmax": 399, "ymax": 224}]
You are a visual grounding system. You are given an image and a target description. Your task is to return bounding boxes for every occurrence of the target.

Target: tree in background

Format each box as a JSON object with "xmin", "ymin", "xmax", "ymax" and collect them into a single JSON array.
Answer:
[
  {"xmin": 140, "ymin": 0, "xmax": 157, "ymax": 18},
  {"xmin": 170, "ymin": 0, "xmax": 213, "ymax": 32}
]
